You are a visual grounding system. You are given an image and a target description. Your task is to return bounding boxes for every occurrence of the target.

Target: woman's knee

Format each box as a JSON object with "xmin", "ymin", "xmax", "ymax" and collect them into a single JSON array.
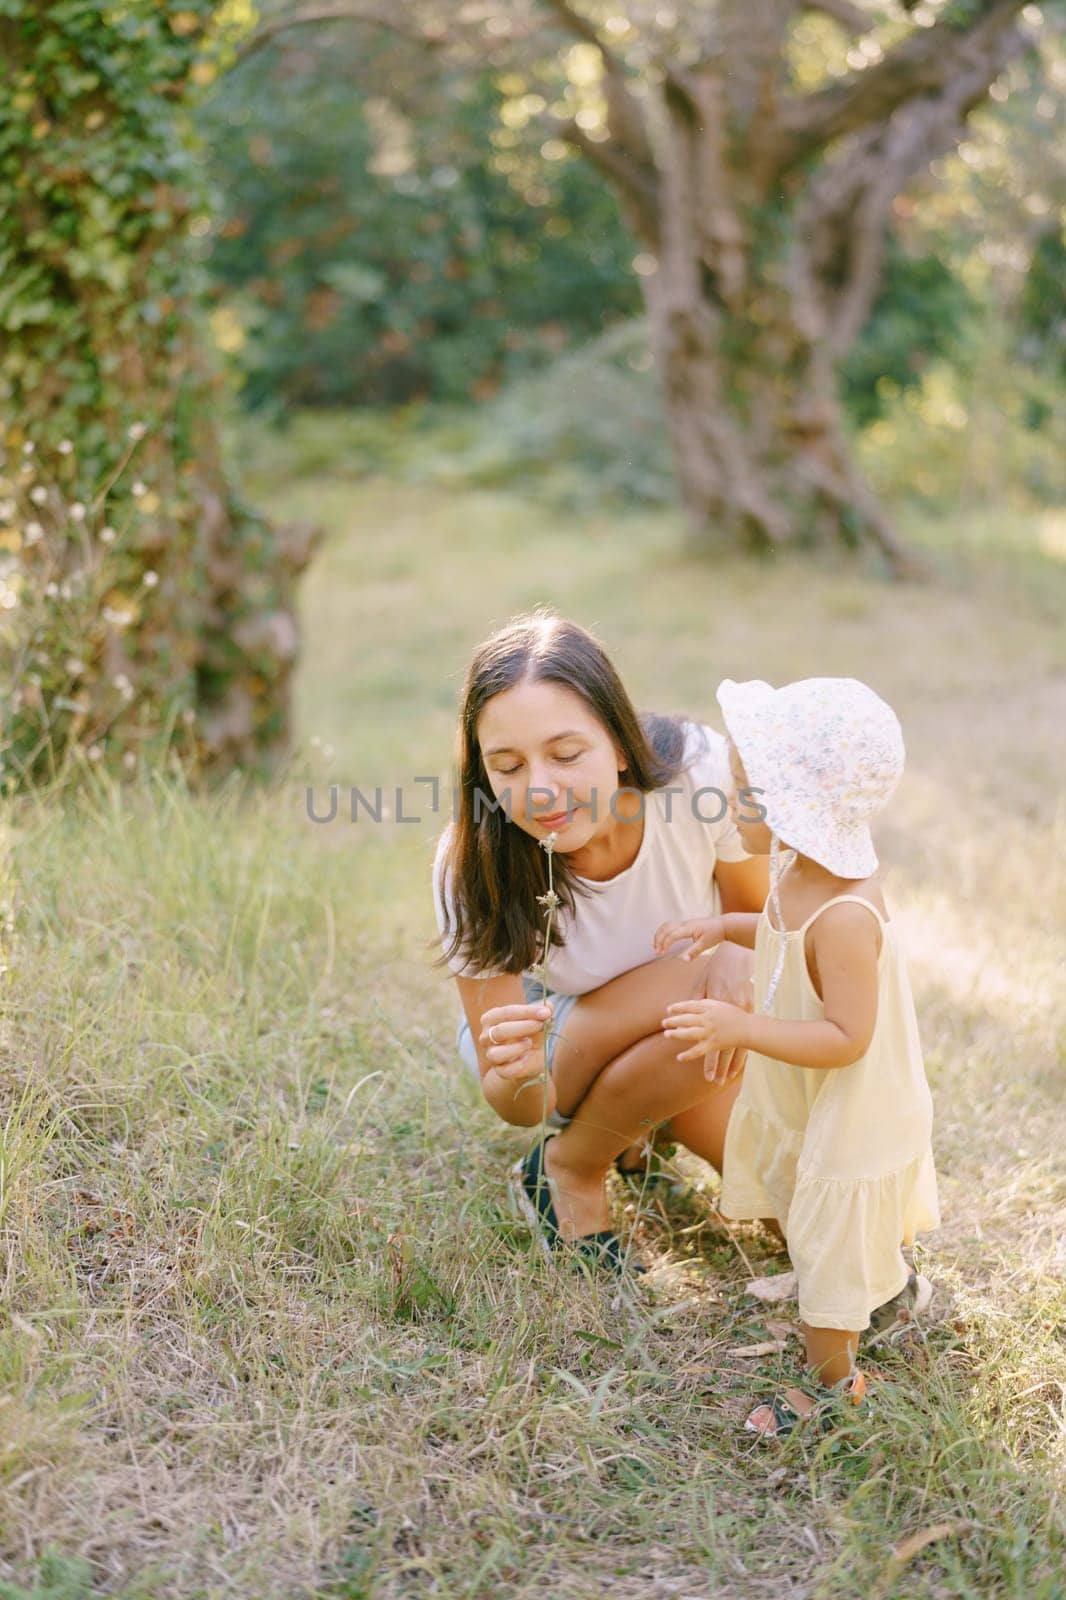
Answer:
[{"xmin": 557, "ymin": 954, "xmax": 709, "ymax": 1078}]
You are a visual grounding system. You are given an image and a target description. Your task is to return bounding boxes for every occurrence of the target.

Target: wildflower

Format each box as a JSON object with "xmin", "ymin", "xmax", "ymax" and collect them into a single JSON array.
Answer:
[
  {"xmin": 142, "ymin": 570, "xmax": 159, "ymax": 588},
  {"xmin": 127, "ymin": 421, "xmax": 147, "ymax": 441},
  {"xmin": 25, "ymin": 522, "xmax": 43, "ymax": 544},
  {"xmin": 30, "ymin": 486, "xmax": 48, "ymax": 505},
  {"xmin": 22, "ymin": 441, "xmax": 35, "ymax": 455},
  {"xmin": 69, "ymin": 502, "xmax": 86, "ymax": 522},
  {"xmin": 131, "ymin": 480, "xmax": 147, "ymax": 498},
  {"xmin": 58, "ymin": 439, "xmax": 73, "ymax": 455},
  {"xmin": 515, "ymin": 828, "xmax": 562, "ymax": 1120},
  {"xmin": 100, "ymin": 526, "xmax": 116, "ymax": 544}
]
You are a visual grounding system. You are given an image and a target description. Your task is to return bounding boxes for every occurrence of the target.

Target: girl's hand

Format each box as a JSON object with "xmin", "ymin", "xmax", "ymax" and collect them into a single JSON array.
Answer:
[
  {"xmin": 661, "ymin": 997, "xmax": 751, "ymax": 1083},
  {"xmin": 479, "ymin": 1001, "xmax": 553, "ymax": 1082},
  {"xmin": 653, "ymin": 916, "xmax": 725, "ymax": 962}
]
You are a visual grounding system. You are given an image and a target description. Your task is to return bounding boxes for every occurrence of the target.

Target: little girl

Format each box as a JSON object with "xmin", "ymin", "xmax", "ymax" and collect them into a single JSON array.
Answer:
[{"xmin": 653, "ymin": 676, "xmax": 940, "ymax": 1439}]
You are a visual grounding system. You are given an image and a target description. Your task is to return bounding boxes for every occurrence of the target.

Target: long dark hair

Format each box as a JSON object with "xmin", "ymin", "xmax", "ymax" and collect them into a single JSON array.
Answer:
[{"xmin": 429, "ymin": 607, "xmax": 708, "ymax": 979}]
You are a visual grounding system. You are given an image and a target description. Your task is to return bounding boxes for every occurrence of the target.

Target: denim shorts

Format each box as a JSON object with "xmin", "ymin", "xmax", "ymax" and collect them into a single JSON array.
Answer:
[{"xmin": 456, "ymin": 973, "xmax": 580, "ymax": 1128}]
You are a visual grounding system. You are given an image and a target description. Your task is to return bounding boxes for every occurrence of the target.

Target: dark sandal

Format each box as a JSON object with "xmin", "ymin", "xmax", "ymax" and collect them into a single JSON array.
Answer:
[
  {"xmin": 510, "ymin": 1136, "xmax": 647, "ymax": 1278},
  {"xmin": 613, "ymin": 1135, "xmax": 676, "ymax": 1182},
  {"xmin": 745, "ymin": 1370, "xmax": 868, "ymax": 1440}
]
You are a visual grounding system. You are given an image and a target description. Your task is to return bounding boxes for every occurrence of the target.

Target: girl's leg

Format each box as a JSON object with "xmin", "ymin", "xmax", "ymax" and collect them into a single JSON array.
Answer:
[
  {"xmin": 745, "ymin": 1323, "xmax": 863, "ymax": 1437},
  {"xmin": 802, "ymin": 1324, "xmax": 860, "ymax": 1387}
]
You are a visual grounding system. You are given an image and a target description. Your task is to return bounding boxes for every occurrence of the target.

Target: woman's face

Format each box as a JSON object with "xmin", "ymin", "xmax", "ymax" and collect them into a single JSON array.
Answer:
[{"xmin": 476, "ymin": 679, "xmax": 628, "ymax": 852}]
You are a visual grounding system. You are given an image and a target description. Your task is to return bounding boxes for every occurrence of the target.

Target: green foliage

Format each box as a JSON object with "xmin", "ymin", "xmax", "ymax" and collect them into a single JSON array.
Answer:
[
  {"xmin": 840, "ymin": 236, "xmax": 978, "ymax": 428},
  {"xmin": 196, "ymin": 3, "xmax": 1063, "ymax": 507},
  {"xmin": 199, "ymin": 39, "xmax": 641, "ymax": 413},
  {"xmin": 0, "ymin": 1553, "xmax": 101, "ymax": 1600},
  {"xmin": 0, "ymin": 2, "xmax": 308, "ymax": 791},
  {"xmin": 0, "ymin": 0, "xmax": 212, "ymax": 478},
  {"xmin": 1018, "ymin": 222, "xmax": 1066, "ymax": 398}
]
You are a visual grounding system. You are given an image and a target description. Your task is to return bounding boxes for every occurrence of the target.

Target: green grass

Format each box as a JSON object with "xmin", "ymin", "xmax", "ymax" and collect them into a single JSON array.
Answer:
[{"xmin": 0, "ymin": 462, "xmax": 1063, "ymax": 1597}]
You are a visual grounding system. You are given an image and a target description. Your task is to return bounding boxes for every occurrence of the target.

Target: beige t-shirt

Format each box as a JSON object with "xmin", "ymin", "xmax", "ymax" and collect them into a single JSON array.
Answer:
[{"xmin": 431, "ymin": 720, "xmax": 749, "ymax": 996}]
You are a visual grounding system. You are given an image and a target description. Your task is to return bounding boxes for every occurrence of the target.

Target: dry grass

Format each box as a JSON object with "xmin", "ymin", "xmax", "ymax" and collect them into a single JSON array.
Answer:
[{"xmin": 0, "ymin": 474, "xmax": 1063, "ymax": 1598}]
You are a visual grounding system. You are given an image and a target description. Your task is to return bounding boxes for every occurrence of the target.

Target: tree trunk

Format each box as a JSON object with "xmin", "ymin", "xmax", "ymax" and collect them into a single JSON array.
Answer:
[
  {"xmin": 0, "ymin": 2, "xmax": 317, "ymax": 791},
  {"xmin": 543, "ymin": 0, "xmax": 1033, "ymax": 576},
  {"xmin": 642, "ymin": 257, "xmax": 919, "ymax": 572}
]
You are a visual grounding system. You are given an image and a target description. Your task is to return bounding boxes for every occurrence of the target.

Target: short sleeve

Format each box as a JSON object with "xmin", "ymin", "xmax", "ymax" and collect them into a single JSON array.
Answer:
[
  {"xmin": 684, "ymin": 723, "xmax": 750, "ymax": 864},
  {"xmin": 431, "ymin": 829, "xmax": 507, "ymax": 979}
]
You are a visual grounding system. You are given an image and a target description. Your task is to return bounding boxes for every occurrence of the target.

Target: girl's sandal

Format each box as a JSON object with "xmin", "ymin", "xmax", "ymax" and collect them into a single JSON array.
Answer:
[
  {"xmin": 864, "ymin": 1271, "xmax": 934, "ymax": 1346},
  {"xmin": 745, "ymin": 1369, "xmax": 868, "ymax": 1440},
  {"xmin": 510, "ymin": 1134, "xmax": 647, "ymax": 1279}
]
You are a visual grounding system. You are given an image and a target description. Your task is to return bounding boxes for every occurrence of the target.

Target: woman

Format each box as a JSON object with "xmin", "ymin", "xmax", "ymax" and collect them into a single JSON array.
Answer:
[{"xmin": 429, "ymin": 608, "xmax": 768, "ymax": 1269}]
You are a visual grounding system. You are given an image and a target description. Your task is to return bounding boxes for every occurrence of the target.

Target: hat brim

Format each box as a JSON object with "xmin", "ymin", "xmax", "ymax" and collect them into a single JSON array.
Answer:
[{"xmin": 716, "ymin": 678, "xmax": 881, "ymax": 878}]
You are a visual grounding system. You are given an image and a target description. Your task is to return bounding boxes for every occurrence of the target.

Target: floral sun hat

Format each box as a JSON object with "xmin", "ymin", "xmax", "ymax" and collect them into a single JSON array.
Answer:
[{"xmin": 715, "ymin": 676, "xmax": 905, "ymax": 879}]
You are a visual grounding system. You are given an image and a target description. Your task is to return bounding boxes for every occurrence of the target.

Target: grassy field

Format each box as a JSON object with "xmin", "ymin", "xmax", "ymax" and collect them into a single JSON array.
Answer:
[{"xmin": 0, "ymin": 463, "xmax": 1063, "ymax": 1598}]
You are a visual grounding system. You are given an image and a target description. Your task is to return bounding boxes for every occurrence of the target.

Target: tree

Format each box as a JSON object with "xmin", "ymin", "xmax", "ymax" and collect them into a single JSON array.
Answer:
[
  {"xmin": 199, "ymin": 44, "xmax": 642, "ymax": 413},
  {"xmin": 239, "ymin": 0, "xmax": 1042, "ymax": 571},
  {"xmin": 0, "ymin": 0, "xmax": 317, "ymax": 790}
]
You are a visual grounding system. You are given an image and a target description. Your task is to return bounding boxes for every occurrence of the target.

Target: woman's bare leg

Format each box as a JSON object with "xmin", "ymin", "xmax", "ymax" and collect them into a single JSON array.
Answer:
[
  {"xmin": 548, "ymin": 951, "xmax": 717, "ymax": 1115},
  {"xmin": 543, "ymin": 1029, "xmax": 743, "ymax": 1239},
  {"xmin": 657, "ymin": 1088, "xmax": 744, "ymax": 1178},
  {"xmin": 528, "ymin": 949, "xmax": 753, "ymax": 1241}
]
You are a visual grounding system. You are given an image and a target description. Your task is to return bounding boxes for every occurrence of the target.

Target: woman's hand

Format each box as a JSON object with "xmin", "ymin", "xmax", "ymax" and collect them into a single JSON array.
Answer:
[
  {"xmin": 478, "ymin": 1001, "xmax": 553, "ymax": 1082},
  {"xmin": 477, "ymin": 1001, "xmax": 558, "ymax": 1124},
  {"xmin": 653, "ymin": 916, "xmax": 726, "ymax": 962},
  {"xmin": 661, "ymin": 998, "xmax": 751, "ymax": 1084}
]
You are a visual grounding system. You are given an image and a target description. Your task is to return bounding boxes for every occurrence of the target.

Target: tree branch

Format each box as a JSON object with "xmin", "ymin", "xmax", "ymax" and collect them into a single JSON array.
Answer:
[
  {"xmin": 538, "ymin": 0, "xmax": 654, "ymax": 168},
  {"xmin": 791, "ymin": 3, "xmax": 1032, "ymax": 353},
  {"xmin": 778, "ymin": 0, "xmax": 1030, "ymax": 160},
  {"xmin": 539, "ymin": 0, "xmax": 617, "ymax": 58},
  {"xmin": 556, "ymin": 119, "xmax": 659, "ymax": 239},
  {"xmin": 799, "ymin": 0, "xmax": 879, "ymax": 33},
  {"xmin": 233, "ymin": 4, "xmax": 444, "ymax": 65},
  {"xmin": 699, "ymin": 0, "xmax": 794, "ymax": 163}
]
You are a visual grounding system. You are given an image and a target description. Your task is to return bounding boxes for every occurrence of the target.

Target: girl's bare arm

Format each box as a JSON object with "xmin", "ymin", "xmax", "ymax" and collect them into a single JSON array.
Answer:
[{"xmin": 742, "ymin": 903, "xmax": 882, "ymax": 1068}]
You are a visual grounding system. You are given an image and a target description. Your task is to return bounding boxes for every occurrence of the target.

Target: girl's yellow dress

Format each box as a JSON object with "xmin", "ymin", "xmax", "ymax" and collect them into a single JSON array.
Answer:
[{"xmin": 720, "ymin": 892, "xmax": 940, "ymax": 1331}]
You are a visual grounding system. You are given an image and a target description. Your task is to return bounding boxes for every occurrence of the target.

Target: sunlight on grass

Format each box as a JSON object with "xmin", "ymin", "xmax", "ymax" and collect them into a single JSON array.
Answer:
[{"xmin": 0, "ymin": 476, "xmax": 1062, "ymax": 1596}]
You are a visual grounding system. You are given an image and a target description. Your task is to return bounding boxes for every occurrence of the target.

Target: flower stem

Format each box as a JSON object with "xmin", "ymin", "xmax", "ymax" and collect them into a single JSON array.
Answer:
[{"xmin": 515, "ymin": 830, "xmax": 560, "ymax": 1145}]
